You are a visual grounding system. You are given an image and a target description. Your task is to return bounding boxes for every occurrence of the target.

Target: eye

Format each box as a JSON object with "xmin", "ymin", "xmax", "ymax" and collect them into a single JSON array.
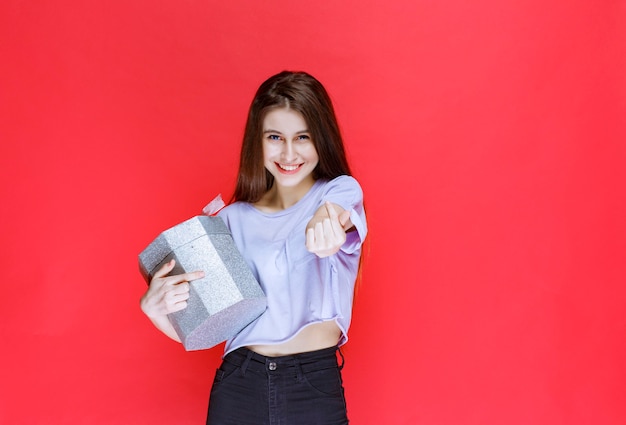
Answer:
[
  {"xmin": 267, "ymin": 134, "xmax": 282, "ymax": 142},
  {"xmin": 296, "ymin": 134, "xmax": 311, "ymax": 142}
]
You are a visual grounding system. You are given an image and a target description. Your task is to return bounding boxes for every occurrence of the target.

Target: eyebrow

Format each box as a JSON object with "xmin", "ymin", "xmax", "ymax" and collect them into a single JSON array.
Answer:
[{"xmin": 263, "ymin": 129, "xmax": 310, "ymax": 134}]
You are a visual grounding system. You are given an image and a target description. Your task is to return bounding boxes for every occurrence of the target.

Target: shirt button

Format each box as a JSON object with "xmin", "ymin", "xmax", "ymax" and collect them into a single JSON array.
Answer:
[{"xmin": 268, "ymin": 362, "xmax": 277, "ymax": 371}]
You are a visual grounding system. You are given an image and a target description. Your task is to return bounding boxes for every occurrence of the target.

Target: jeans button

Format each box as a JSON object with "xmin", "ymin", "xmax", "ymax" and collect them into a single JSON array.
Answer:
[{"xmin": 268, "ymin": 362, "xmax": 277, "ymax": 371}]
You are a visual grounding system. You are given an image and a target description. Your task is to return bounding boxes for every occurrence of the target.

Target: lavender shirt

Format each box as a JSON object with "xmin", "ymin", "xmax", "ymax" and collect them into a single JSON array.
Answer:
[{"xmin": 218, "ymin": 175, "xmax": 367, "ymax": 355}]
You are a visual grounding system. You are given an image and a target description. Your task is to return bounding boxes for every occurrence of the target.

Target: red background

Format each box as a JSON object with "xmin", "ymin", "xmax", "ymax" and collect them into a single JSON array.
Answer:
[{"xmin": 1, "ymin": 1, "xmax": 625, "ymax": 424}]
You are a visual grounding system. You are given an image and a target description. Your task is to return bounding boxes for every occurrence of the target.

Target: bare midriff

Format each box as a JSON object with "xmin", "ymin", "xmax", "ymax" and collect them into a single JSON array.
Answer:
[{"xmin": 246, "ymin": 321, "xmax": 341, "ymax": 357}]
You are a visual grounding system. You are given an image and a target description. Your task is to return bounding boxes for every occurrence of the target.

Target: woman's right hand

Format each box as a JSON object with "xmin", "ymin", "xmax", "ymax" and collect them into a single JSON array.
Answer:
[{"xmin": 140, "ymin": 259, "xmax": 205, "ymax": 319}]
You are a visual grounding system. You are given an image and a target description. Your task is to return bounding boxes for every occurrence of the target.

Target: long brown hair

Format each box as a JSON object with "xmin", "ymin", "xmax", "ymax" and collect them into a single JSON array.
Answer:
[{"xmin": 233, "ymin": 71, "xmax": 352, "ymax": 203}]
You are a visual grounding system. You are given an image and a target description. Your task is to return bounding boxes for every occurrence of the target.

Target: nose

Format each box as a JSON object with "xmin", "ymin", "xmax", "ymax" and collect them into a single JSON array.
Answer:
[{"xmin": 281, "ymin": 141, "xmax": 297, "ymax": 161}]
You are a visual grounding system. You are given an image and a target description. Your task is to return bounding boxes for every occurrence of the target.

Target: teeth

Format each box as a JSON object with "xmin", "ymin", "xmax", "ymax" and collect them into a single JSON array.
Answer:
[{"xmin": 279, "ymin": 164, "xmax": 299, "ymax": 171}]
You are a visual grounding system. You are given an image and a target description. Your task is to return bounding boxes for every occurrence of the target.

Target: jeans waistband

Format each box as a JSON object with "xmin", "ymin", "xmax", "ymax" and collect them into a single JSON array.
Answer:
[{"xmin": 224, "ymin": 346, "xmax": 344, "ymax": 376}]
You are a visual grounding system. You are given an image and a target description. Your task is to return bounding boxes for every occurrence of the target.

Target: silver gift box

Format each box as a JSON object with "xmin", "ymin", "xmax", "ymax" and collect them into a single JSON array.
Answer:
[{"xmin": 139, "ymin": 216, "xmax": 266, "ymax": 351}]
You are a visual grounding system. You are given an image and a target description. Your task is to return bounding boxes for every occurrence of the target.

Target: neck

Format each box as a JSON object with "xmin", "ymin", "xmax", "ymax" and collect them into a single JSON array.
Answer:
[{"xmin": 256, "ymin": 179, "xmax": 315, "ymax": 212}]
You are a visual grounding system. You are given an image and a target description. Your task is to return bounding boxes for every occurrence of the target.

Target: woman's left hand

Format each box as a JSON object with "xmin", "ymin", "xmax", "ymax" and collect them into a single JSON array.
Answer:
[{"xmin": 306, "ymin": 201, "xmax": 352, "ymax": 258}]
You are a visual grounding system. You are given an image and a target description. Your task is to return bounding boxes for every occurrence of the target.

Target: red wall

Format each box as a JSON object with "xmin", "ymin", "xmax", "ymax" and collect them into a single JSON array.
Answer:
[{"xmin": 1, "ymin": 1, "xmax": 625, "ymax": 424}]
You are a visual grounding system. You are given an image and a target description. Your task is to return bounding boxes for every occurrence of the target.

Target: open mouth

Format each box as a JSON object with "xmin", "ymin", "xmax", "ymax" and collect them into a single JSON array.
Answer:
[{"xmin": 276, "ymin": 163, "xmax": 302, "ymax": 173}]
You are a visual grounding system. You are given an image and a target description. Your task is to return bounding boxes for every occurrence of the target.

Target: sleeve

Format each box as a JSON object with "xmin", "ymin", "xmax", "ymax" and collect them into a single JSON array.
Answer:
[
  {"xmin": 216, "ymin": 205, "xmax": 230, "ymax": 228},
  {"xmin": 216, "ymin": 202, "xmax": 237, "ymax": 233},
  {"xmin": 320, "ymin": 175, "xmax": 368, "ymax": 254}
]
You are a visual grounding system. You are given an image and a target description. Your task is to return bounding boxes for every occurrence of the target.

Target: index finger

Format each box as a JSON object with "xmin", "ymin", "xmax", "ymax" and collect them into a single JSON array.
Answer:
[
  {"xmin": 325, "ymin": 201, "xmax": 345, "ymax": 235},
  {"xmin": 153, "ymin": 260, "xmax": 205, "ymax": 283},
  {"xmin": 325, "ymin": 201, "xmax": 340, "ymax": 220},
  {"xmin": 165, "ymin": 270, "xmax": 205, "ymax": 286}
]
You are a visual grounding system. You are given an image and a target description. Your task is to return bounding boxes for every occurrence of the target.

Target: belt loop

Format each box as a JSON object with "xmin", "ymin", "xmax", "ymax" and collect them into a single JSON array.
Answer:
[
  {"xmin": 293, "ymin": 356, "xmax": 304, "ymax": 382},
  {"xmin": 337, "ymin": 346, "xmax": 345, "ymax": 370},
  {"xmin": 240, "ymin": 349, "xmax": 254, "ymax": 376}
]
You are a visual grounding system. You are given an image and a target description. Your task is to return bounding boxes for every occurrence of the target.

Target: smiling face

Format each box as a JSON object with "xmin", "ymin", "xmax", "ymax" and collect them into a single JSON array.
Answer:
[
  {"xmin": 233, "ymin": 72, "xmax": 351, "ymax": 204},
  {"xmin": 262, "ymin": 107, "xmax": 319, "ymax": 198}
]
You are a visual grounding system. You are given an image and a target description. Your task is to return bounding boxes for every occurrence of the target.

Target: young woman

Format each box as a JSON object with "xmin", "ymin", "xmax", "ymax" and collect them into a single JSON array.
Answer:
[{"xmin": 140, "ymin": 71, "xmax": 367, "ymax": 424}]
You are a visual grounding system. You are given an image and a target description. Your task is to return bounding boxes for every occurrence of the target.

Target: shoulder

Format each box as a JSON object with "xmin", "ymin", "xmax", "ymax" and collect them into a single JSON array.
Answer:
[
  {"xmin": 322, "ymin": 175, "xmax": 362, "ymax": 190},
  {"xmin": 317, "ymin": 175, "xmax": 364, "ymax": 207},
  {"xmin": 217, "ymin": 201, "xmax": 250, "ymax": 225}
]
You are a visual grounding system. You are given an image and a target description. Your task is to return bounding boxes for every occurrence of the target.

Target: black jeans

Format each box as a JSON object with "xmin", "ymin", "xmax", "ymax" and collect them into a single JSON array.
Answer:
[{"xmin": 206, "ymin": 346, "xmax": 349, "ymax": 425}]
